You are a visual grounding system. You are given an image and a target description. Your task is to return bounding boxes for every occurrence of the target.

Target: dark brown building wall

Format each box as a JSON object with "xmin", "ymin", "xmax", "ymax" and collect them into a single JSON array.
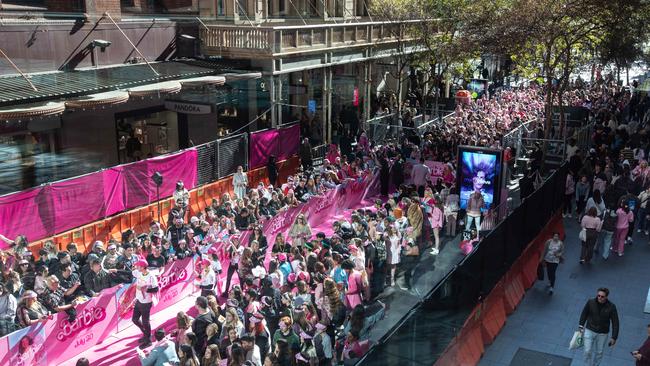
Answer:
[
  {"xmin": 0, "ymin": 20, "xmax": 191, "ymax": 75},
  {"xmin": 160, "ymin": 0, "xmax": 195, "ymax": 9}
]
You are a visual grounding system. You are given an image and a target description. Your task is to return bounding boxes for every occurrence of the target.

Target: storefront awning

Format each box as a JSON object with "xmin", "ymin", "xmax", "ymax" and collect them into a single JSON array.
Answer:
[
  {"xmin": 221, "ymin": 72, "xmax": 263, "ymax": 82},
  {"xmin": 0, "ymin": 61, "xmax": 218, "ymax": 107},
  {"xmin": 128, "ymin": 81, "xmax": 182, "ymax": 97},
  {"xmin": 65, "ymin": 90, "xmax": 130, "ymax": 109},
  {"xmin": 180, "ymin": 76, "xmax": 226, "ymax": 88},
  {"xmin": 0, "ymin": 101, "xmax": 65, "ymax": 120}
]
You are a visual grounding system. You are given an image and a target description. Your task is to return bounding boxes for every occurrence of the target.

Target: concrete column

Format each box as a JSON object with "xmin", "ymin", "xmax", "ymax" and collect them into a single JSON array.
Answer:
[
  {"xmin": 248, "ymin": 78, "xmax": 258, "ymax": 130},
  {"xmin": 270, "ymin": 75, "xmax": 277, "ymax": 128}
]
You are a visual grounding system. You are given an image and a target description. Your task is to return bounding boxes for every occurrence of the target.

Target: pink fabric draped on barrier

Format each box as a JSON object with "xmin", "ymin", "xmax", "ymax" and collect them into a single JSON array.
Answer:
[
  {"xmin": 277, "ymin": 124, "xmax": 300, "ymax": 161},
  {"xmin": 123, "ymin": 150, "xmax": 198, "ymax": 208},
  {"xmin": 0, "ymin": 149, "xmax": 198, "ymax": 242},
  {"xmin": 249, "ymin": 129, "xmax": 280, "ymax": 169},
  {"xmin": 0, "ymin": 187, "xmax": 51, "ymax": 247}
]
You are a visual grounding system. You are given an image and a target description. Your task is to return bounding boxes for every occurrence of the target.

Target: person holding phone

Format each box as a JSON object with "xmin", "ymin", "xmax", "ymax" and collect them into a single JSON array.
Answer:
[{"xmin": 578, "ymin": 287, "xmax": 619, "ymax": 366}]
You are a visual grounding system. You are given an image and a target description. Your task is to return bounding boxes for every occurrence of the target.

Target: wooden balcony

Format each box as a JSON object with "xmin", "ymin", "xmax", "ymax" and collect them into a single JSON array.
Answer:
[{"xmin": 200, "ymin": 19, "xmax": 434, "ymax": 58}]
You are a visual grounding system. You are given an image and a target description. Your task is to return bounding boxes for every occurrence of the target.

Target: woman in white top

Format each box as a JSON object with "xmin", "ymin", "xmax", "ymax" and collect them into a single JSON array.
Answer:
[
  {"xmin": 585, "ymin": 189, "xmax": 606, "ymax": 217},
  {"xmin": 232, "ymin": 166, "xmax": 248, "ymax": 199},
  {"xmin": 386, "ymin": 226, "xmax": 401, "ymax": 287}
]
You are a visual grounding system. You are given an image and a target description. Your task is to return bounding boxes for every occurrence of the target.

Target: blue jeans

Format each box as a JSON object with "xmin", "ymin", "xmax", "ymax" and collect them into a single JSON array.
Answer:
[
  {"xmin": 600, "ymin": 231, "xmax": 613, "ymax": 260},
  {"xmin": 637, "ymin": 207, "xmax": 648, "ymax": 231},
  {"xmin": 583, "ymin": 328, "xmax": 608, "ymax": 366}
]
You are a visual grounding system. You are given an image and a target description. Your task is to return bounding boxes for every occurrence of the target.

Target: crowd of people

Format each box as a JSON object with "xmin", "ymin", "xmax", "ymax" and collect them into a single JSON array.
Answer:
[{"xmin": 2, "ymin": 78, "xmax": 650, "ymax": 366}]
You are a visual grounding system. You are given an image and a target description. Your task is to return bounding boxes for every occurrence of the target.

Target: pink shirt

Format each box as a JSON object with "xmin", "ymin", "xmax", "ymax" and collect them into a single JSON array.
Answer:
[
  {"xmin": 616, "ymin": 208, "xmax": 634, "ymax": 229},
  {"xmin": 580, "ymin": 215, "xmax": 602, "ymax": 231}
]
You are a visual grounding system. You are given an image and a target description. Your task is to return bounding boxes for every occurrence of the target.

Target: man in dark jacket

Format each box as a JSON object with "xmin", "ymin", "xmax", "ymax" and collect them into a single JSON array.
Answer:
[
  {"xmin": 578, "ymin": 287, "xmax": 620, "ymax": 366},
  {"xmin": 82, "ymin": 259, "xmax": 114, "ymax": 297}
]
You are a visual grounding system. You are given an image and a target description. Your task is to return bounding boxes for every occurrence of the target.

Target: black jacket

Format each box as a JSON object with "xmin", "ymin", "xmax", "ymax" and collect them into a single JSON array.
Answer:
[{"xmin": 579, "ymin": 298, "xmax": 619, "ymax": 340}]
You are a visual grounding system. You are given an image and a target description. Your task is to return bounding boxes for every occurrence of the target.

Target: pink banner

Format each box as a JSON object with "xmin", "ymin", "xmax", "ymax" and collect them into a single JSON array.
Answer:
[
  {"xmin": 277, "ymin": 124, "xmax": 300, "ymax": 161},
  {"xmin": 0, "ymin": 187, "xmax": 52, "ymax": 245},
  {"xmin": 0, "ymin": 286, "xmax": 119, "ymax": 366},
  {"xmin": 49, "ymin": 173, "xmax": 109, "ymax": 234},
  {"xmin": 116, "ymin": 257, "xmax": 196, "ymax": 332},
  {"xmin": 103, "ymin": 167, "xmax": 126, "ymax": 217},
  {"xmin": 146, "ymin": 149, "xmax": 198, "ymax": 201},
  {"xmin": 304, "ymin": 190, "xmax": 337, "ymax": 227},
  {"xmin": 424, "ymin": 161, "xmax": 446, "ymax": 182},
  {"xmin": 262, "ymin": 205, "xmax": 304, "ymax": 239},
  {"xmin": 249, "ymin": 129, "xmax": 279, "ymax": 169}
]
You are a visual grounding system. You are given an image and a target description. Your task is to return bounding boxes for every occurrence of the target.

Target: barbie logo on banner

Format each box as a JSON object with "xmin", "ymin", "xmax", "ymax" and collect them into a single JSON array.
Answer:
[
  {"xmin": 157, "ymin": 262, "xmax": 190, "ymax": 290},
  {"xmin": 56, "ymin": 306, "xmax": 106, "ymax": 341}
]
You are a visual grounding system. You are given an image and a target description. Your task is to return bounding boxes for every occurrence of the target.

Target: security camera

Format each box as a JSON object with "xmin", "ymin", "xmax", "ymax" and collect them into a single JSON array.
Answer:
[{"xmin": 91, "ymin": 39, "xmax": 112, "ymax": 51}]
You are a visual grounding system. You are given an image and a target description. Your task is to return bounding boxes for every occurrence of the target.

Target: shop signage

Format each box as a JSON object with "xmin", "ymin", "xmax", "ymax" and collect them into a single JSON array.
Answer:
[{"xmin": 164, "ymin": 101, "xmax": 212, "ymax": 115}]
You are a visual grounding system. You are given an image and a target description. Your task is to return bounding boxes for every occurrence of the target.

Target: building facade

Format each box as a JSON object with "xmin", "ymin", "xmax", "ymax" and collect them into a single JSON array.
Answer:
[{"xmin": 0, "ymin": 0, "xmax": 424, "ymax": 194}]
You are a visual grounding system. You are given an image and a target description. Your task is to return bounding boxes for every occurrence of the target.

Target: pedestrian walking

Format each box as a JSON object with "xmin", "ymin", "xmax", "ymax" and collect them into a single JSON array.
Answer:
[
  {"xmin": 564, "ymin": 171, "xmax": 575, "ymax": 217},
  {"xmin": 600, "ymin": 208, "xmax": 617, "ymax": 260},
  {"xmin": 539, "ymin": 232, "xmax": 564, "ymax": 295},
  {"xmin": 580, "ymin": 207, "xmax": 602, "ymax": 264},
  {"xmin": 576, "ymin": 175, "xmax": 590, "ymax": 220},
  {"xmin": 614, "ymin": 203, "xmax": 634, "ymax": 256},
  {"xmin": 578, "ymin": 287, "xmax": 619, "ymax": 366}
]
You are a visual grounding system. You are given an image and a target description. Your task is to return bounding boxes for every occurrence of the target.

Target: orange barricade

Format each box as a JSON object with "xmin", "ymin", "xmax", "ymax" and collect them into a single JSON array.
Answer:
[
  {"xmin": 502, "ymin": 269, "xmax": 525, "ymax": 314},
  {"xmin": 196, "ymin": 187, "xmax": 207, "ymax": 213},
  {"xmin": 55, "ymin": 232, "xmax": 73, "ymax": 251},
  {"xmin": 108, "ymin": 216, "xmax": 122, "ymax": 241},
  {"xmin": 71, "ymin": 228, "xmax": 85, "ymax": 247},
  {"xmin": 138, "ymin": 206, "xmax": 153, "ymax": 232},
  {"xmin": 129, "ymin": 210, "xmax": 142, "ymax": 233},
  {"xmin": 82, "ymin": 225, "xmax": 95, "ymax": 247},
  {"xmin": 119, "ymin": 214, "xmax": 130, "ymax": 236},
  {"xmin": 29, "ymin": 240, "xmax": 44, "ymax": 259},
  {"xmin": 189, "ymin": 190, "xmax": 200, "ymax": 217},
  {"xmin": 160, "ymin": 199, "xmax": 172, "ymax": 227},
  {"xmin": 457, "ymin": 321, "xmax": 484, "ymax": 365},
  {"xmin": 94, "ymin": 220, "xmax": 110, "ymax": 244},
  {"xmin": 480, "ymin": 282, "xmax": 507, "ymax": 345},
  {"xmin": 148, "ymin": 203, "xmax": 161, "ymax": 225}
]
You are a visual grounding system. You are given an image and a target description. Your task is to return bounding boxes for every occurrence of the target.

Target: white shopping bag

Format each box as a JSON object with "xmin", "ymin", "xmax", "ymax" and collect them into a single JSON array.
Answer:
[{"xmin": 569, "ymin": 330, "xmax": 584, "ymax": 350}]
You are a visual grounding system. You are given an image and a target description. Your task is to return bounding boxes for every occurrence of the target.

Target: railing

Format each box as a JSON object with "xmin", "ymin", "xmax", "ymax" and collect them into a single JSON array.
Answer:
[{"xmin": 200, "ymin": 19, "xmax": 434, "ymax": 55}]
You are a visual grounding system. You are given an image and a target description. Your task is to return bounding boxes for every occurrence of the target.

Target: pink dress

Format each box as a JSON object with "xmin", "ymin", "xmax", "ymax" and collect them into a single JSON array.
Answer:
[
  {"xmin": 431, "ymin": 206, "xmax": 444, "ymax": 229},
  {"xmin": 345, "ymin": 270, "xmax": 364, "ymax": 310}
]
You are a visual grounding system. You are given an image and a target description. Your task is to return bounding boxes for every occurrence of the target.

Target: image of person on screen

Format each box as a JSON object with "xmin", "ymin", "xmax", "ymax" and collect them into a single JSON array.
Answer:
[{"xmin": 459, "ymin": 151, "xmax": 497, "ymax": 212}]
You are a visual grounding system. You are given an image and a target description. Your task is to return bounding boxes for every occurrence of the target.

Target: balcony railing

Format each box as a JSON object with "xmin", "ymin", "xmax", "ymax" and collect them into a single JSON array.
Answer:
[{"xmin": 200, "ymin": 19, "xmax": 434, "ymax": 56}]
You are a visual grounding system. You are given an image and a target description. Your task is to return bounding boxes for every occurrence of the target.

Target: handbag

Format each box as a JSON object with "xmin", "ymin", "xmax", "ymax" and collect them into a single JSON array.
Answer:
[
  {"xmin": 578, "ymin": 228, "xmax": 586, "ymax": 242},
  {"xmin": 569, "ymin": 330, "xmax": 584, "ymax": 349}
]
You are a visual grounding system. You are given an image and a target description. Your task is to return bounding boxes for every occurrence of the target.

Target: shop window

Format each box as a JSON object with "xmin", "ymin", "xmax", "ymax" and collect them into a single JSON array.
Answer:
[{"xmin": 116, "ymin": 110, "xmax": 179, "ymax": 163}]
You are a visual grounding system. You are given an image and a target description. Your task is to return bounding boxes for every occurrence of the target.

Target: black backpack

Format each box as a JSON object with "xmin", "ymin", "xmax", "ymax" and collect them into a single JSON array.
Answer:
[{"xmin": 602, "ymin": 209, "xmax": 617, "ymax": 232}]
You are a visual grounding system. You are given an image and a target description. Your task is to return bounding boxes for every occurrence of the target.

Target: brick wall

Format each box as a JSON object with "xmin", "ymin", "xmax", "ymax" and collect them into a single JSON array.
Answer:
[
  {"xmin": 87, "ymin": 0, "xmax": 122, "ymax": 17},
  {"xmin": 161, "ymin": 0, "xmax": 196, "ymax": 11},
  {"xmin": 45, "ymin": 0, "xmax": 85, "ymax": 12}
]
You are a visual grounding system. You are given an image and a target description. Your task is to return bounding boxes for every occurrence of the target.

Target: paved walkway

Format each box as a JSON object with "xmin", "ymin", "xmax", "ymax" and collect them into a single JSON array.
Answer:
[{"xmin": 479, "ymin": 218, "xmax": 650, "ymax": 366}]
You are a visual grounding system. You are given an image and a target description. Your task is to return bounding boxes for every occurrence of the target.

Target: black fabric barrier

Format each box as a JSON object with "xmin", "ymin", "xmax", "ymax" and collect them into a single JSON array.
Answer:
[{"xmin": 217, "ymin": 133, "xmax": 248, "ymax": 179}]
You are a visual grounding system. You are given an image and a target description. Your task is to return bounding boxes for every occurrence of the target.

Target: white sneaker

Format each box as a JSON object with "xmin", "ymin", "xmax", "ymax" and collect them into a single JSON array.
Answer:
[
  {"xmin": 567, "ymin": 214, "xmax": 572, "ymax": 218},
  {"xmin": 645, "ymin": 231, "xmax": 648, "ymax": 235},
  {"xmin": 430, "ymin": 248, "xmax": 439, "ymax": 255},
  {"xmin": 637, "ymin": 229, "xmax": 642, "ymax": 233}
]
